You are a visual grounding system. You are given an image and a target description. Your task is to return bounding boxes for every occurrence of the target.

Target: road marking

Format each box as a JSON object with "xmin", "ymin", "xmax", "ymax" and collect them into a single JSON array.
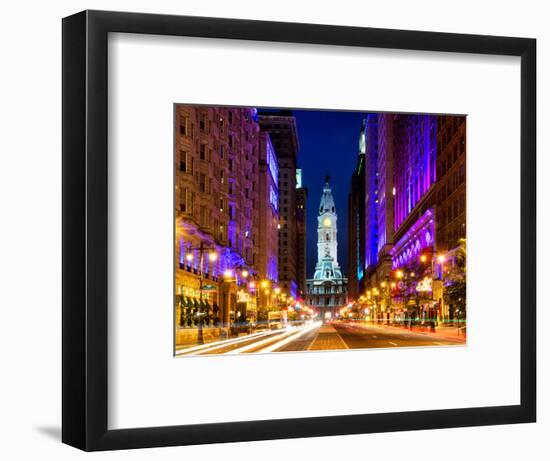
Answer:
[
  {"xmin": 433, "ymin": 342, "xmax": 443, "ymax": 345},
  {"xmin": 389, "ymin": 341, "xmax": 398, "ymax": 346},
  {"xmin": 336, "ymin": 330, "xmax": 349, "ymax": 349},
  {"xmin": 306, "ymin": 331, "xmax": 321, "ymax": 350}
]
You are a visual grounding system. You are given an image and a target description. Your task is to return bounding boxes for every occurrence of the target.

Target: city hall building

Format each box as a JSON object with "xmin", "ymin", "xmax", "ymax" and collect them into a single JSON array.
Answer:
[{"xmin": 306, "ymin": 176, "xmax": 348, "ymax": 320}]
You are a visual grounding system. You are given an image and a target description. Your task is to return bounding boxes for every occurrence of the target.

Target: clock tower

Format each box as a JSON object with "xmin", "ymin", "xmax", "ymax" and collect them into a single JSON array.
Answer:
[
  {"xmin": 306, "ymin": 175, "xmax": 347, "ymax": 320},
  {"xmin": 314, "ymin": 175, "xmax": 343, "ymax": 279}
]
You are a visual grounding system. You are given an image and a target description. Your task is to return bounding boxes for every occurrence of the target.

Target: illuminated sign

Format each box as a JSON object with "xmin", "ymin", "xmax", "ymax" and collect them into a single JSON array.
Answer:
[
  {"xmin": 267, "ymin": 142, "xmax": 278, "ymax": 184},
  {"xmin": 269, "ymin": 185, "xmax": 278, "ymax": 212},
  {"xmin": 416, "ymin": 277, "xmax": 432, "ymax": 292},
  {"xmin": 296, "ymin": 169, "xmax": 303, "ymax": 188}
]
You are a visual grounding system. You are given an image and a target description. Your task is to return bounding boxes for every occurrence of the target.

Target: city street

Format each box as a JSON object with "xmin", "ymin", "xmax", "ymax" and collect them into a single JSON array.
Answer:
[
  {"xmin": 176, "ymin": 321, "xmax": 465, "ymax": 356},
  {"xmin": 174, "ymin": 107, "xmax": 467, "ymax": 357}
]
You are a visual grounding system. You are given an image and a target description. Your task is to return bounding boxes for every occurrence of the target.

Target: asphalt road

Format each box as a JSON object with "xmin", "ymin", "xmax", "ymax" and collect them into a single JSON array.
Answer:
[{"xmin": 176, "ymin": 321, "xmax": 464, "ymax": 356}]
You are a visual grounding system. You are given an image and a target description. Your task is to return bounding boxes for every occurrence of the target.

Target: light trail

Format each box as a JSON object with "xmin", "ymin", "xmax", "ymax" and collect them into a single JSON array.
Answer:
[
  {"xmin": 226, "ymin": 322, "xmax": 321, "ymax": 354},
  {"xmin": 258, "ymin": 322, "xmax": 322, "ymax": 353},
  {"xmin": 175, "ymin": 329, "xmax": 278, "ymax": 356}
]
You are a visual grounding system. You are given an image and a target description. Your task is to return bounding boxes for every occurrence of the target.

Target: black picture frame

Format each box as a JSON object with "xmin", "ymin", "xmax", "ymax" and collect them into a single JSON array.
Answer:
[{"xmin": 62, "ymin": 9, "xmax": 536, "ymax": 451}]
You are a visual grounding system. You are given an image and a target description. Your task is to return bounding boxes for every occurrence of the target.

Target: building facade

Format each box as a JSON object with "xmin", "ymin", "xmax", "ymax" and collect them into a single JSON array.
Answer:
[
  {"xmin": 364, "ymin": 114, "xmax": 380, "ymax": 277},
  {"xmin": 306, "ymin": 176, "xmax": 348, "ymax": 320},
  {"xmin": 433, "ymin": 115, "xmax": 467, "ymax": 322},
  {"xmin": 348, "ymin": 113, "xmax": 466, "ymax": 326},
  {"xmin": 295, "ymin": 169, "xmax": 308, "ymax": 300},
  {"xmin": 374, "ymin": 113, "xmax": 395, "ymax": 285},
  {"xmin": 257, "ymin": 131, "xmax": 279, "ymax": 283},
  {"xmin": 347, "ymin": 119, "xmax": 367, "ymax": 300},
  {"xmin": 174, "ymin": 105, "xmax": 279, "ymax": 343},
  {"xmin": 259, "ymin": 111, "xmax": 301, "ymax": 299}
]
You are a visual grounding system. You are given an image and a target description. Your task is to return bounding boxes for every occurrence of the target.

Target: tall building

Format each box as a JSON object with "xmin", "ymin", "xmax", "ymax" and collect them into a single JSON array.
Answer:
[
  {"xmin": 174, "ymin": 105, "xmax": 279, "ymax": 343},
  {"xmin": 257, "ymin": 131, "xmax": 279, "ymax": 283},
  {"xmin": 434, "ymin": 115, "xmax": 466, "ymax": 254},
  {"xmin": 389, "ymin": 114, "xmax": 437, "ymax": 270},
  {"xmin": 306, "ymin": 176, "xmax": 348, "ymax": 320},
  {"xmin": 347, "ymin": 112, "xmax": 466, "ymax": 325},
  {"xmin": 258, "ymin": 111, "xmax": 300, "ymax": 299},
  {"xmin": 433, "ymin": 115, "xmax": 467, "ymax": 322},
  {"xmin": 374, "ymin": 113, "xmax": 395, "ymax": 284},
  {"xmin": 364, "ymin": 114, "xmax": 380, "ymax": 277},
  {"xmin": 295, "ymin": 169, "xmax": 308, "ymax": 300},
  {"xmin": 348, "ymin": 119, "xmax": 367, "ymax": 299}
]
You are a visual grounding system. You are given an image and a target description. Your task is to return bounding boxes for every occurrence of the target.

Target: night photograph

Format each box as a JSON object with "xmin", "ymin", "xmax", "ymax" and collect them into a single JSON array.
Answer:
[{"xmin": 174, "ymin": 105, "xmax": 466, "ymax": 355}]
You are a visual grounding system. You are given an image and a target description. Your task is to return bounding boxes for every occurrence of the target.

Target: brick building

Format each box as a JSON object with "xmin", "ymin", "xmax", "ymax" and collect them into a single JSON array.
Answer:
[
  {"xmin": 174, "ymin": 105, "xmax": 279, "ymax": 343},
  {"xmin": 259, "ymin": 111, "xmax": 301, "ymax": 299}
]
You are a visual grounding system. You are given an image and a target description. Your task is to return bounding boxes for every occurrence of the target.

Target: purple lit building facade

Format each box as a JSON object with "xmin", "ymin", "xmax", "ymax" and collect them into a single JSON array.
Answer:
[
  {"xmin": 349, "ymin": 112, "xmax": 466, "ymax": 325},
  {"xmin": 374, "ymin": 114, "xmax": 395, "ymax": 284},
  {"xmin": 364, "ymin": 114, "xmax": 379, "ymax": 276},
  {"xmin": 393, "ymin": 115, "xmax": 437, "ymax": 231},
  {"xmin": 390, "ymin": 114, "xmax": 437, "ymax": 269}
]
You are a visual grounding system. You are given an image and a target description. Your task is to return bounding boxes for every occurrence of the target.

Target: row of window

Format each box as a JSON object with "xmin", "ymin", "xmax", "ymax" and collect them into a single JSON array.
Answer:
[{"xmin": 439, "ymin": 194, "xmax": 466, "ymax": 228}]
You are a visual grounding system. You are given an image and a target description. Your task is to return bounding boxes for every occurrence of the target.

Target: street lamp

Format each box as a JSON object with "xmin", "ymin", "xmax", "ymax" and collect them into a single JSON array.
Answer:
[{"xmin": 184, "ymin": 242, "xmax": 219, "ymax": 345}]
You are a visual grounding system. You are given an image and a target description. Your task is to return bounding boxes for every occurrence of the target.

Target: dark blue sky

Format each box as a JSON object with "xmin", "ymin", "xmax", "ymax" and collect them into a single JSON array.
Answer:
[{"xmin": 291, "ymin": 109, "xmax": 369, "ymax": 278}]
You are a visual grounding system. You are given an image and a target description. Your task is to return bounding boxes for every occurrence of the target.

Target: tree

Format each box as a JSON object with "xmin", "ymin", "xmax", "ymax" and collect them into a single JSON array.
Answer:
[{"xmin": 443, "ymin": 238, "xmax": 466, "ymax": 323}]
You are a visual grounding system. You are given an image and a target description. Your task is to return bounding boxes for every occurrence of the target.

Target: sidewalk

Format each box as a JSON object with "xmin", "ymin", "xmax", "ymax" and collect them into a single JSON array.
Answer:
[{"xmin": 362, "ymin": 321, "xmax": 466, "ymax": 343}]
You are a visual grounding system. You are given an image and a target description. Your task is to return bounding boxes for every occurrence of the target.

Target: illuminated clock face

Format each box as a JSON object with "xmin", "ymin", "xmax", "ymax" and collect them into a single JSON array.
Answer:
[{"xmin": 323, "ymin": 218, "xmax": 331, "ymax": 227}]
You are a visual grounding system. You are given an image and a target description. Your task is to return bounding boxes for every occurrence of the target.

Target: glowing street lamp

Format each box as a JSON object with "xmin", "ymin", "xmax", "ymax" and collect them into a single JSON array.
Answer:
[
  {"xmin": 241, "ymin": 269, "xmax": 249, "ymax": 278},
  {"xmin": 182, "ymin": 242, "xmax": 220, "ymax": 345},
  {"xmin": 396, "ymin": 270, "xmax": 404, "ymax": 279},
  {"xmin": 224, "ymin": 269, "xmax": 233, "ymax": 279}
]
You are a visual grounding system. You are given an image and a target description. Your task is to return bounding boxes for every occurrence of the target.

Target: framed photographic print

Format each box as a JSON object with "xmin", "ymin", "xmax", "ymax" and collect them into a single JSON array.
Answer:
[{"xmin": 62, "ymin": 10, "xmax": 536, "ymax": 451}]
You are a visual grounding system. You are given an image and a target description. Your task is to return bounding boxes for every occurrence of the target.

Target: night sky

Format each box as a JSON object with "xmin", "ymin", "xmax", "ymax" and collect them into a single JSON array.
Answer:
[{"xmin": 264, "ymin": 108, "xmax": 370, "ymax": 279}]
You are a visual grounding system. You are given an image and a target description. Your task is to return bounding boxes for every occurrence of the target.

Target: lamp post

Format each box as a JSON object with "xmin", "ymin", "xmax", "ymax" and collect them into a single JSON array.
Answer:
[
  {"xmin": 372, "ymin": 288, "xmax": 380, "ymax": 323},
  {"xmin": 185, "ymin": 242, "xmax": 218, "ymax": 345},
  {"xmin": 381, "ymin": 278, "xmax": 392, "ymax": 325},
  {"xmin": 420, "ymin": 251, "xmax": 445, "ymax": 331}
]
